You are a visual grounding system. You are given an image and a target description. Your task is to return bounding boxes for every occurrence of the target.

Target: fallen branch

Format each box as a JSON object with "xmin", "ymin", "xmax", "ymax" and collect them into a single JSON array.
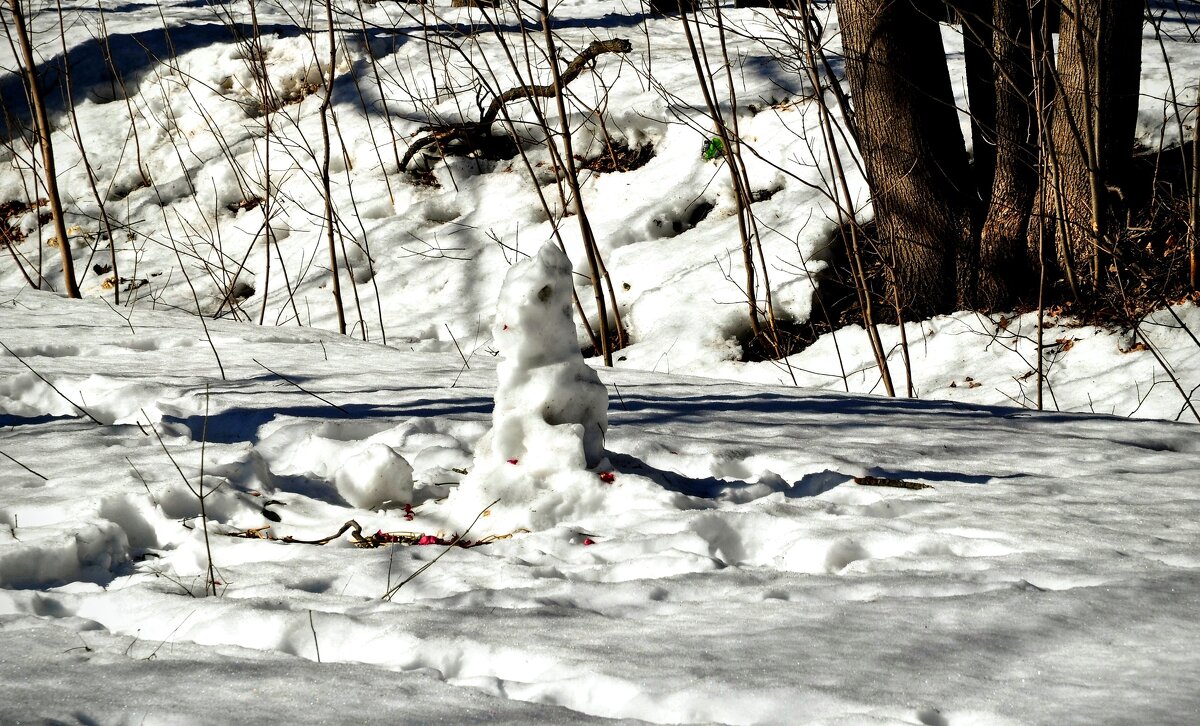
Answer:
[
  {"xmin": 854, "ymin": 475, "xmax": 931, "ymax": 490},
  {"xmin": 226, "ymin": 513, "xmax": 522, "ymax": 551},
  {"xmin": 384, "ymin": 498, "xmax": 500, "ymax": 600},
  {"xmin": 399, "ymin": 38, "xmax": 632, "ymax": 171}
]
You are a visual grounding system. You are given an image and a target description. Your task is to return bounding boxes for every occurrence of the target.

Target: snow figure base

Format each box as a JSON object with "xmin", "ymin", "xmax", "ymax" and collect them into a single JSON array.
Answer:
[{"xmin": 448, "ymin": 243, "xmax": 611, "ymax": 533}]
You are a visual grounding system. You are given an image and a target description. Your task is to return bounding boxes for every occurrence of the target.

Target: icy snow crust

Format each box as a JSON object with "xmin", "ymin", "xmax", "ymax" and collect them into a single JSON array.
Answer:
[{"xmin": 2, "ymin": 292, "xmax": 1200, "ymax": 724}]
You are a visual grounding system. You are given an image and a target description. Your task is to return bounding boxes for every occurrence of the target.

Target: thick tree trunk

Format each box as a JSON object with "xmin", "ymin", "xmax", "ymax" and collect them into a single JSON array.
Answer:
[
  {"xmin": 959, "ymin": 2, "xmax": 997, "ymax": 211},
  {"xmin": 1046, "ymin": 0, "xmax": 1142, "ymax": 298},
  {"xmin": 837, "ymin": 0, "xmax": 973, "ymax": 317},
  {"xmin": 963, "ymin": 0, "xmax": 1045, "ymax": 310}
]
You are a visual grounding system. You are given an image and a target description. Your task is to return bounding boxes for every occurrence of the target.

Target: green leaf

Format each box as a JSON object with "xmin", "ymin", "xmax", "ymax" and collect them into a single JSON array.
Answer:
[{"xmin": 702, "ymin": 136, "xmax": 724, "ymax": 161}]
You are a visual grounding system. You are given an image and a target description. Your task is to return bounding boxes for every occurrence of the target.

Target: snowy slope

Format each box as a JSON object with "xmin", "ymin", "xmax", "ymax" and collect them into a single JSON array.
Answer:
[
  {"xmin": 2, "ymin": 290, "xmax": 1199, "ymax": 724},
  {"xmin": 1, "ymin": 1, "xmax": 1198, "ymax": 420}
]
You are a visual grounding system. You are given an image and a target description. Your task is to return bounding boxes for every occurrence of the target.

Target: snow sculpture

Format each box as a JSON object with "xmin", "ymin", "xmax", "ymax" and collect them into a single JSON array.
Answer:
[
  {"xmin": 483, "ymin": 242, "xmax": 608, "ymax": 470},
  {"xmin": 442, "ymin": 243, "xmax": 611, "ymax": 534}
]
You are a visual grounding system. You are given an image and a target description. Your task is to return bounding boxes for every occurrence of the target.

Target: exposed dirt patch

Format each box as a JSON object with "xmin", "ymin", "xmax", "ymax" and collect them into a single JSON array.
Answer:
[
  {"xmin": 580, "ymin": 140, "xmax": 655, "ymax": 174},
  {"xmin": 581, "ymin": 326, "xmax": 628, "ymax": 360},
  {"xmin": 1, "ymin": 198, "xmax": 48, "ymax": 247}
]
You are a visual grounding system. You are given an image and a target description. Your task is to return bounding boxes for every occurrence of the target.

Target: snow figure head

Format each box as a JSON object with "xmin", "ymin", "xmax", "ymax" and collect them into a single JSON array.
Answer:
[{"xmin": 489, "ymin": 243, "xmax": 608, "ymax": 469}]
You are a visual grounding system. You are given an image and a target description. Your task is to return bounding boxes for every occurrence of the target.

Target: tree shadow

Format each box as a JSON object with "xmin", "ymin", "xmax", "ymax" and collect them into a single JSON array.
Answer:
[
  {"xmin": 1, "ymin": 7, "xmax": 654, "ymax": 132},
  {"xmin": 163, "ymin": 395, "xmax": 493, "ymax": 444},
  {"xmin": 0, "ymin": 413, "xmax": 77, "ymax": 427},
  {"xmin": 609, "ymin": 451, "xmax": 853, "ymax": 502},
  {"xmin": 1, "ymin": 21, "xmax": 307, "ymax": 130},
  {"xmin": 602, "ymin": 382, "xmax": 1145, "ymax": 503}
]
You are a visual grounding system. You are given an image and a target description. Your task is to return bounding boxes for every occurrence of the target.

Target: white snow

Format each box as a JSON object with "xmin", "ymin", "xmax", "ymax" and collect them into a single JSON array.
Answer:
[
  {"xmin": 2, "ymin": 288, "xmax": 1199, "ymax": 724},
  {"xmin": 334, "ymin": 443, "xmax": 414, "ymax": 509},
  {"xmin": 1, "ymin": 0, "xmax": 1199, "ymax": 723},
  {"xmin": 445, "ymin": 241, "xmax": 613, "ymax": 534},
  {"xmin": 480, "ymin": 242, "xmax": 608, "ymax": 471}
]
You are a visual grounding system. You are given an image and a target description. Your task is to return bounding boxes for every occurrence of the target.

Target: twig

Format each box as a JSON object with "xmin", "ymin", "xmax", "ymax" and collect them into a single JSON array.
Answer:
[
  {"xmin": 308, "ymin": 610, "xmax": 322, "ymax": 663},
  {"xmin": 854, "ymin": 475, "xmax": 931, "ymax": 491},
  {"xmin": 445, "ymin": 323, "xmax": 469, "ymax": 369},
  {"xmin": 0, "ymin": 448, "xmax": 47, "ymax": 480},
  {"xmin": 126, "ymin": 456, "xmax": 157, "ymax": 504},
  {"xmin": 199, "ymin": 383, "xmax": 218, "ymax": 596},
  {"xmin": 612, "ymin": 381, "xmax": 629, "ymax": 411},
  {"xmin": 144, "ymin": 610, "xmax": 195, "ymax": 660},
  {"xmin": 7, "ymin": 0, "xmax": 80, "ymax": 297},
  {"xmin": 168, "ymin": 236, "xmax": 226, "ymax": 380},
  {"xmin": 142, "ymin": 407, "xmax": 194, "ymax": 493},
  {"xmin": 539, "ymin": 4, "xmax": 616, "ymax": 365},
  {"xmin": 1136, "ymin": 328, "xmax": 1200, "ymax": 423},
  {"xmin": 253, "ymin": 359, "xmax": 349, "ymax": 415},
  {"xmin": 0, "ymin": 338, "xmax": 103, "ymax": 424},
  {"xmin": 383, "ymin": 498, "xmax": 500, "ymax": 601},
  {"xmin": 319, "ymin": 0, "xmax": 347, "ymax": 335}
]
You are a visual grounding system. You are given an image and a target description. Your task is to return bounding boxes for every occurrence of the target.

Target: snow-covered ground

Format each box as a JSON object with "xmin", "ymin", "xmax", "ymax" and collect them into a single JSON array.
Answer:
[
  {"xmin": 3, "ymin": 287, "xmax": 1200, "ymax": 724},
  {"xmin": 3, "ymin": 1, "xmax": 1200, "ymax": 723}
]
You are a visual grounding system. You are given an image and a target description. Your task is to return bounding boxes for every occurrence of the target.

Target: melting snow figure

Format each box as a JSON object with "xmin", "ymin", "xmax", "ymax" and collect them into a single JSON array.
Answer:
[
  {"xmin": 442, "ymin": 242, "xmax": 613, "ymax": 534},
  {"xmin": 484, "ymin": 243, "xmax": 608, "ymax": 470}
]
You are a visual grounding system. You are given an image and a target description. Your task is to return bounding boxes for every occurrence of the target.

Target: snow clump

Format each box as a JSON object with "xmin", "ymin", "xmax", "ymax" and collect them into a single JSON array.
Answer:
[{"xmin": 333, "ymin": 444, "xmax": 414, "ymax": 509}]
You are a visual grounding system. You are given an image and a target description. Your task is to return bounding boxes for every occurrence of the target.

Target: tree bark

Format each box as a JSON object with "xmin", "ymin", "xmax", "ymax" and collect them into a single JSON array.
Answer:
[
  {"xmin": 962, "ymin": 0, "xmax": 1046, "ymax": 309},
  {"xmin": 837, "ymin": 0, "xmax": 974, "ymax": 317},
  {"xmin": 1046, "ymin": 0, "xmax": 1143, "ymax": 297}
]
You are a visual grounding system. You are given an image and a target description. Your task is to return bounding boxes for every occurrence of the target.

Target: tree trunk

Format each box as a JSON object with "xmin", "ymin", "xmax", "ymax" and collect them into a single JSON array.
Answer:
[
  {"xmin": 9, "ymin": 0, "xmax": 80, "ymax": 298},
  {"xmin": 962, "ymin": 0, "xmax": 1045, "ymax": 310},
  {"xmin": 1046, "ymin": 0, "xmax": 1142, "ymax": 298},
  {"xmin": 959, "ymin": 1, "xmax": 996, "ymax": 212},
  {"xmin": 837, "ymin": 0, "xmax": 973, "ymax": 317}
]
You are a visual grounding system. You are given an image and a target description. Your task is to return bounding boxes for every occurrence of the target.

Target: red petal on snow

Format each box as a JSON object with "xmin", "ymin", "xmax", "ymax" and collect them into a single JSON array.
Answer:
[
  {"xmin": 583, "ymin": 538, "xmax": 595, "ymax": 546},
  {"xmin": 598, "ymin": 471, "xmax": 615, "ymax": 483},
  {"xmin": 507, "ymin": 458, "xmax": 519, "ymax": 465}
]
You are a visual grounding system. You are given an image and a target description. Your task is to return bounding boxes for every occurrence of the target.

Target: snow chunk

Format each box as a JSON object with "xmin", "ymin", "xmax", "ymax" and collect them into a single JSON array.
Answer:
[{"xmin": 333, "ymin": 444, "xmax": 414, "ymax": 509}]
